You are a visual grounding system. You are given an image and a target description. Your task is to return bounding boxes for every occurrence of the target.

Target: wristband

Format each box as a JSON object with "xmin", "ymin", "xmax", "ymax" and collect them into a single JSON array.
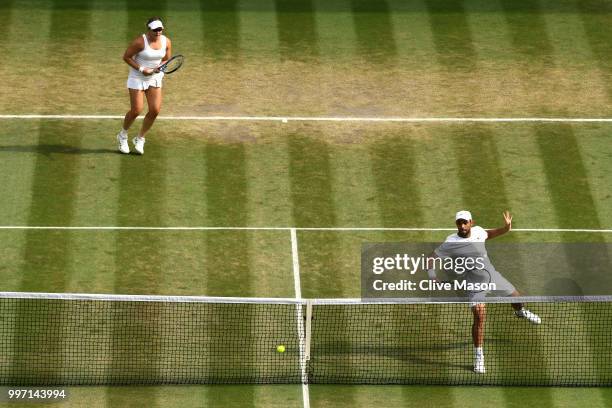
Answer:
[{"xmin": 138, "ymin": 66, "xmax": 145, "ymax": 73}]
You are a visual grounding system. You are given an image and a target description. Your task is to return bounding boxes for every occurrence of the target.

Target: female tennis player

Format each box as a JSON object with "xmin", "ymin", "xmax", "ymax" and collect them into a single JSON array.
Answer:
[{"xmin": 116, "ymin": 17, "xmax": 172, "ymax": 155}]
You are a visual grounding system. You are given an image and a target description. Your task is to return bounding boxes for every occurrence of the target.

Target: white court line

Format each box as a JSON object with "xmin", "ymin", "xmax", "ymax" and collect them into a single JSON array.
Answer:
[
  {"xmin": 290, "ymin": 228, "xmax": 310, "ymax": 408},
  {"xmin": 2, "ymin": 114, "xmax": 612, "ymax": 123},
  {"xmin": 291, "ymin": 229, "xmax": 303, "ymax": 300},
  {"xmin": 0, "ymin": 226, "xmax": 611, "ymax": 233}
]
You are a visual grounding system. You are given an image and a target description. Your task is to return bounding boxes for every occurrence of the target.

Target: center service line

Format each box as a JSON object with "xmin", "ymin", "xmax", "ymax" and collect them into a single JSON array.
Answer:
[{"xmin": 290, "ymin": 228, "xmax": 310, "ymax": 408}]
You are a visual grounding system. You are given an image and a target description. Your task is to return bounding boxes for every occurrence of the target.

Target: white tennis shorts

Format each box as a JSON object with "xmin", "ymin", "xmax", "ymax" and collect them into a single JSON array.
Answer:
[
  {"xmin": 127, "ymin": 74, "xmax": 163, "ymax": 90},
  {"xmin": 466, "ymin": 270, "xmax": 516, "ymax": 307},
  {"xmin": 439, "ymin": 268, "xmax": 516, "ymax": 308}
]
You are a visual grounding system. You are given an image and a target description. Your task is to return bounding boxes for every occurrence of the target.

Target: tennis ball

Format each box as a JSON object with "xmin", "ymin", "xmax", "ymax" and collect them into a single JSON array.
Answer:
[{"xmin": 276, "ymin": 345, "xmax": 286, "ymax": 353}]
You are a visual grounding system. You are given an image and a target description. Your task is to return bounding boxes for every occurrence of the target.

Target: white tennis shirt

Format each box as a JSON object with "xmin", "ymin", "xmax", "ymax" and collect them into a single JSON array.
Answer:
[
  {"xmin": 128, "ymin": 34, "xmax": 167, "ymax": 80},
  {"xmin": 440, "ymin": 226, "xmax": 488, "ymax": 244}
]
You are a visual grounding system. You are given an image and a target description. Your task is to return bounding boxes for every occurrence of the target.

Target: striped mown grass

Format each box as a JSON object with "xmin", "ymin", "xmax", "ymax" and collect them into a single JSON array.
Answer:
[
  {"xmin": 1, "ymin": 120, "xmax": 611, "ymax": 292},
  {"xmin": 2, "ymin": 0, "xmax": 612, "ymax": 406},
  {"xmin": 2, "ymin": 0, "xmax": 612, "ymax": 117},
  {"xmin": 2, "ymin": 119, "xmax": 610, "ymax": 405}
]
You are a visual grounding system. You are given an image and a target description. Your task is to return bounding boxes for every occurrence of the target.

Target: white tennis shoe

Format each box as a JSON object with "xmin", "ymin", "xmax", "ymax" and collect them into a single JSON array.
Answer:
[
  {"xmin": 474, "ymin": 355, "xmax": 486, "ymax": 374},
  {"xmin": 132, "ymin": 136, "xmax": 145, "ymax": 155},
  {"xmin": 515, "ymin": 308, "xmax": 542, "ymax": 325},
  {"xmin": 117, "ymin": 133, "xmax": 129, "ymax": 154}
]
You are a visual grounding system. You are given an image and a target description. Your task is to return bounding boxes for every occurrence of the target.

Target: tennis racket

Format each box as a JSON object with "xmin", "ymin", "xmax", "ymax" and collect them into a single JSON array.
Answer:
[{"xmin": 157, "ymin": 54, "xmax": 184, "ymax": 74}]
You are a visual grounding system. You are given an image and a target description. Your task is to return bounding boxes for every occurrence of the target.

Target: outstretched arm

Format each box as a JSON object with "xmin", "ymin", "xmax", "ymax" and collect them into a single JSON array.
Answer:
[{"xmin": 486, "ymin": 210, "xmax": 512, "ymax": 240}]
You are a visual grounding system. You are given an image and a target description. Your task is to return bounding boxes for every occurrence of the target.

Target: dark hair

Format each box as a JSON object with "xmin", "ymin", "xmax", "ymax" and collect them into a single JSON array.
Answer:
[{"xmin": 146, "ymin": 16, "xmax": 163, "ymax": 28}]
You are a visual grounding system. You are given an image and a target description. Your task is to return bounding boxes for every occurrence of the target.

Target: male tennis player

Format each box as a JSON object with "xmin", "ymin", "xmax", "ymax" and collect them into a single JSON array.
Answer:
[
  {"xmin": 116, "ymin": 17, "xmax": 172, "ymax": 155},
  {"xmin": 427, "ymin": 210, "xmax": 541, "ymax": 374}
]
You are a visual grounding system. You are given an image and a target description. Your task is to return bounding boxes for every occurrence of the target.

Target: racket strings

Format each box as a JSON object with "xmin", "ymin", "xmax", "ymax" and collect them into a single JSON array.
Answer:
[{"xmin": 161, "ymin": 55, "xmax": 183, "ymax": 73}]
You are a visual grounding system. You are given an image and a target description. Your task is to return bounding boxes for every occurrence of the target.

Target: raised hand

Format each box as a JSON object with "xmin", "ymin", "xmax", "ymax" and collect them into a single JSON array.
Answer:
[{"xmin": 503, "ymin": 210, "xmax": 513, "ymax": 231}]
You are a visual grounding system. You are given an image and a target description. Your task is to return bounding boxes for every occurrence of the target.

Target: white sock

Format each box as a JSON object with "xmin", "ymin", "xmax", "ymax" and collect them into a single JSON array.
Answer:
[
  {"xmin": 119, "ymin": 129, "xmax": 128, "ymax": 138},
  {"xmin": 474, "ymin": 347, "xmax": 484, "ymax": 357}
]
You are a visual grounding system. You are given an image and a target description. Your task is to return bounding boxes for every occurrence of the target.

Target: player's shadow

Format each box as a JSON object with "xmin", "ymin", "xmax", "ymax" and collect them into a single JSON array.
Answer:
[
  {"xmin": 320, "ymin": 338, "xmax": 513, "ymax": 372},
  {"xmin": 0, "ymin": 144, "xmax": 116, "ymax": 156}
]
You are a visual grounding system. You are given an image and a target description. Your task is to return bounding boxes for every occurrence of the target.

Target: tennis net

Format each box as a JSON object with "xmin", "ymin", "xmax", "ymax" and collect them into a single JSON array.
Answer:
[{"xmin": 0, "ymin": 292, "xmax": 611, "ymax": 386}]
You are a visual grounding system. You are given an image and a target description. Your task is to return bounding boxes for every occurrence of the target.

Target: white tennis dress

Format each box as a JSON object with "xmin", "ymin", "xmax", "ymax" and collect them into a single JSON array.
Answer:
[{"xmin": 127, "ymin": 34, "xmax": 167, "ymax": 90}]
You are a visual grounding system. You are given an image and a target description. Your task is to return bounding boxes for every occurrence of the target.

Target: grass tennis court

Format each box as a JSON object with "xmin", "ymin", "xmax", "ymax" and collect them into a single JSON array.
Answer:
[{"xmin": 1, "ymin": 0, "xmax": 612, "ymax": 406}]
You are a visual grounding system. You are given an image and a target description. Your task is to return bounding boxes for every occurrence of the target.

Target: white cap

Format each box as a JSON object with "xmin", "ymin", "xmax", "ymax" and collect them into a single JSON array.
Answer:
[
  {"xmin": 455, "ymin": 210, "xmax": 472, "ymax": 221},
  {"xmin": 148, "ymin": 20, "xmax": 164, "ymax": 30}
]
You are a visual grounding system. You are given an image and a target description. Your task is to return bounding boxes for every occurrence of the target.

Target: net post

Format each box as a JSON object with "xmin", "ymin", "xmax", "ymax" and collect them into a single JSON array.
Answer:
[{"xmin": 304, "ymin": 300, "xmax": 312, "ymax": 362}]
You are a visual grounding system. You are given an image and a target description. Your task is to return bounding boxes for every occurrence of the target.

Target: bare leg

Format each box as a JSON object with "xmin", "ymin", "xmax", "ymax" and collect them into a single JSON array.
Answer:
[
  {"xmin": 471, "ymin": 303, "xmax": 486, "ymax": 372},
  {"xmin": 138, "ymin": 86, "xmax": 162, "ymax": 138},
  {"xmin": 123, "ymin": 89, "xmax": 145, "ymax": 131},
  {"xmin": 472, "ymin": 303, "xmax": 486, "ymax": 347}
]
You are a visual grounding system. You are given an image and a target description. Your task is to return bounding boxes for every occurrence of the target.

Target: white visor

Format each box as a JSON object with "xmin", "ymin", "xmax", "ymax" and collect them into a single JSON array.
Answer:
[
  {"xmin": 148, "ymin": 20, "xmax": 164, "ymax": 30},
  {"xmin": 455, "ymin": 210, "xmax": 472, "ymax": 221}
]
